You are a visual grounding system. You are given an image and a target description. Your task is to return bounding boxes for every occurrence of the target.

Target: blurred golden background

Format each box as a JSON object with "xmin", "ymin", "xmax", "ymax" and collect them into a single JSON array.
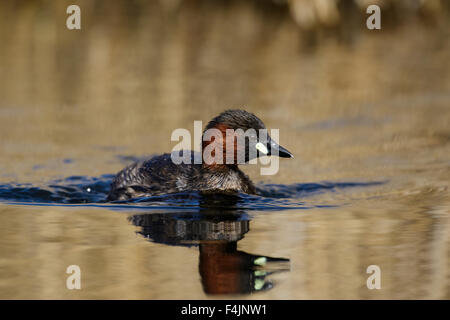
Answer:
[{"xmin": 0, "ymin": 0, "xmax": 449, "ymax": 299}]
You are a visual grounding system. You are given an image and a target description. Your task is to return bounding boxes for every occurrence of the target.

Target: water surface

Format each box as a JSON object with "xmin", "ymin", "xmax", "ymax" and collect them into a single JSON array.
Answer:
[{"xmin": 0, "ymin": 0, "xmax": 449, "ymax": 299}]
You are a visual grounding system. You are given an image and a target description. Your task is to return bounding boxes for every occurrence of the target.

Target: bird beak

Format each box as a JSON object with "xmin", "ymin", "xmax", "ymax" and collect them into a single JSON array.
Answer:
[
  {"xmin": 276, "ymin": 144, "xmax": 294, "ymax": 158},
  {"xmin": 267, "ymin": 139, "xmax": 294, "ymax": 158}
]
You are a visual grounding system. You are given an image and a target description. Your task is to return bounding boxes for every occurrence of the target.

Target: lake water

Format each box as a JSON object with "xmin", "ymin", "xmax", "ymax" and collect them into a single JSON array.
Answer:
[{"xmin": 0, "ymin": 0, "xmax": 449, "ymax": 299}]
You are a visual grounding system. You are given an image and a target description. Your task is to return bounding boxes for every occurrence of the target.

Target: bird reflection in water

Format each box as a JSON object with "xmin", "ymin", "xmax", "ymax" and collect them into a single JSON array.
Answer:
[{"xmin": 128, "ymin": 194, "xmax": 290, "ymax": 295}]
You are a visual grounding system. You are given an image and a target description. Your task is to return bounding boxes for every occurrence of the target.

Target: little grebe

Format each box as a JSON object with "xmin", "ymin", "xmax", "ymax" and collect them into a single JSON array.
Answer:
[{"xmin": 107, "ymin": 110, "xmax": 293, "ymax": 201}]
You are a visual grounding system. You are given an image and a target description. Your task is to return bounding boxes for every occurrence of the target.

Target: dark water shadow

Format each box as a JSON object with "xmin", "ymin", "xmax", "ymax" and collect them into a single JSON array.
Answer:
[{"xmin": 129, "ymin": 198, "xmax": 290, "ymax": 295}]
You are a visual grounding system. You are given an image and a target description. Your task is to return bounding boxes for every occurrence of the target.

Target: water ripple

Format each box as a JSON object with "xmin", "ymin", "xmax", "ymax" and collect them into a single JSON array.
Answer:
[{"xmin": 0, "ymin": 175, "xmax": 385, "ymax": 211}]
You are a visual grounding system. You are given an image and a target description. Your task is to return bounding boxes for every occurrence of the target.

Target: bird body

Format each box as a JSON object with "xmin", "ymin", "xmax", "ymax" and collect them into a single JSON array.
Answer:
[{"xmin": 107, "ymin": 110, "xmax": 292, "ymax": 201}]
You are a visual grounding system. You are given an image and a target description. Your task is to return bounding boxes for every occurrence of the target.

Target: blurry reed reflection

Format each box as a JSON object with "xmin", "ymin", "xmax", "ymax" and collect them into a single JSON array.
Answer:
[{"xmin": 129, "ymin": 196, "xmax": 290, "ymax": 295}]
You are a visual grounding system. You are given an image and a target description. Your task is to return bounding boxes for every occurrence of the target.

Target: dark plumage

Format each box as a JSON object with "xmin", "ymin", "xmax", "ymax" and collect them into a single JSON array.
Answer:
[{"xmin": 107, "ymin": 110, "xmax": 293, "ymax": 201}]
